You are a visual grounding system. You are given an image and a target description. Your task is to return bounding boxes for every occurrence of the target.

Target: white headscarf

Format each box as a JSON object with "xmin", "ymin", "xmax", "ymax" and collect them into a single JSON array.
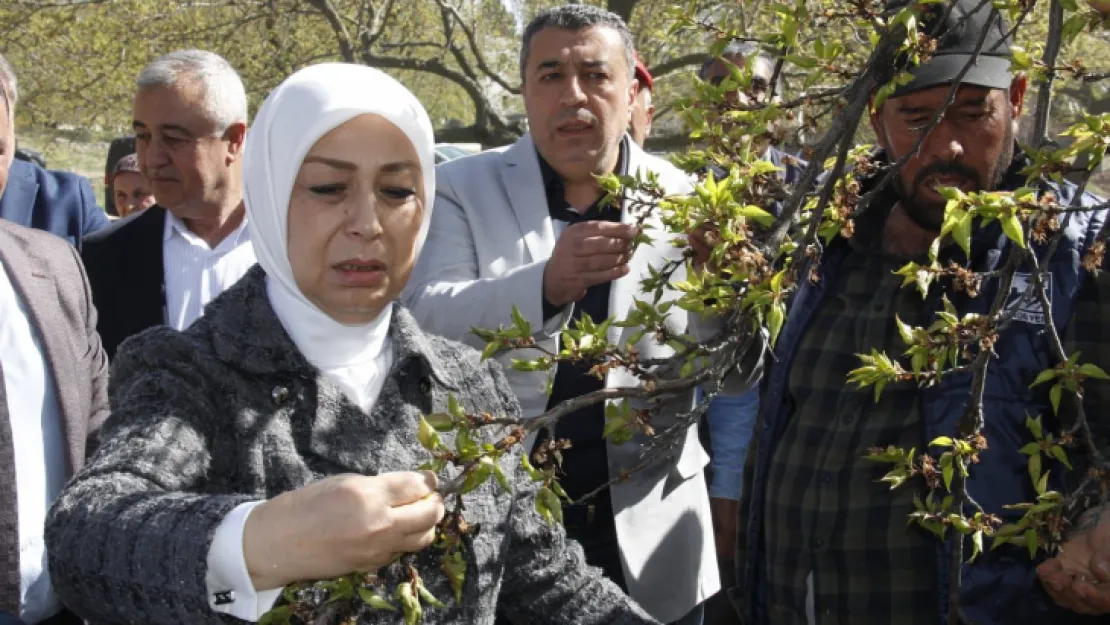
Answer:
[{"xmin": 244, "ymin": 63, "xmax": 436, "ymax": 408}]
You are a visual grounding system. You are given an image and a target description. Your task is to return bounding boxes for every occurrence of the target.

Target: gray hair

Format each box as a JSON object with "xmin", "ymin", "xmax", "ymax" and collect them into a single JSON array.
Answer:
[
  {"xmin": 0, "ymin": 52, "xmax": 17, "ymax": 117},
  {"xmin": 519, "ymin": 5, "xmax": 636, "ymax": 85},
  {"xmin": 137, "ymin": 50, "xmax": 247, "ymax": 133},
  {"xmin": 698, "ymin": 41, "xmax": 762, "ymax": 80}
]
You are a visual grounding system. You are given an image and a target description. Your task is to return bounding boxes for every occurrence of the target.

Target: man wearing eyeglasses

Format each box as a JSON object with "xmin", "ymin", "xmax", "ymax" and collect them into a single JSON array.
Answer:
[
  {"xmin": 698, "ymin": 42, "xmax": 802, "ymax": 187},
  {"xmin": 81, "ymin": 50, "xmax": 256, "ymax": 360}
]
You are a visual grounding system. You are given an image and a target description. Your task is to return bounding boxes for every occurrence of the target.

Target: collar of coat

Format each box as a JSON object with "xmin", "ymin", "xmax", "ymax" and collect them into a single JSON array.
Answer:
[{"xmin": 193, "ymin": 264, "xmax": 463, "ymax": 390}]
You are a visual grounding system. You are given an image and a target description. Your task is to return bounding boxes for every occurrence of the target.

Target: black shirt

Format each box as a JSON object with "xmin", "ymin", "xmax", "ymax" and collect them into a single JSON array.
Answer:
[{"xmin": 538, "ymin": 137, "xmax": 629, "ymax": 500}]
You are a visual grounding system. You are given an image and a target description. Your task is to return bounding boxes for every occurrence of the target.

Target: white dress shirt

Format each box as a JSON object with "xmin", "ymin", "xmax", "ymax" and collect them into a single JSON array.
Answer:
[
  {"xmin": 163, "ymin": 211, "xmax": 257, "ymax": 331},
  {"xmin": 0, "ymin": 261, "xmax": 66, "ymax": 624},
  {"xmin": 205, "ymin": 300, "xmax": 395, "ymax": 622}
]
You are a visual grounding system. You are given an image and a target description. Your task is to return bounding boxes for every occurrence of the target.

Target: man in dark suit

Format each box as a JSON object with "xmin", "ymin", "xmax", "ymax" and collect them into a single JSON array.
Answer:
[
  {"xmin": 0, "ymin": 54, "xmax": 109, "ymax": 248},
  {"xmin": 81, "ymin": 50, "xmax": 254, "ymax": 361},
  {"xmin": 0, "ymin": 218, "xmax": 109, "ymax": 625}
]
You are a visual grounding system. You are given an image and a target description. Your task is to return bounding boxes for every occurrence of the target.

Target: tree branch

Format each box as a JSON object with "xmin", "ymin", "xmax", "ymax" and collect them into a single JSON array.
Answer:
[
  {"xmin": 1032, "ymin": 0, "xmax": 1066, "ymax": 147},
  {"xmin": 434, "ymin": 0, "xmax": 521, "ymax": 96},
  {"xmin": 304, "ymin": 0, "xmax": 356, "ymax": 62}
]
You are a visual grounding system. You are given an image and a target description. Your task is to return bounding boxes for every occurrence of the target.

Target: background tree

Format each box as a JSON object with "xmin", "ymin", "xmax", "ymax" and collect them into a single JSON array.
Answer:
[
  {"xmin": 5, "ymin": 1, "xmax": 1110, "ymax": 623},
  {"xmin": 0, "ymin": 0, "xmax": 733, "ymax": 146}
]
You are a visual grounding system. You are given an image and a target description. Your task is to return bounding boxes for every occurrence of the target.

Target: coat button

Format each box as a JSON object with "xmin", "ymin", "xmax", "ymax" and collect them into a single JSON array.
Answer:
[
  {"xmin": 418, "ymin": 378, "xmax": 432, "ymax": 394},
  {"xmin": 272, "ymin": 386, "xmax": 291, "ymax": 405}
]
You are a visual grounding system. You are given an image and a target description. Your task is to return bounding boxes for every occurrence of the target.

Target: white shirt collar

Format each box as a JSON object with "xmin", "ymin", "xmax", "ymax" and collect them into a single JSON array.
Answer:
[{"xmin": 163, "ymin": 209, "xmax": 252, "ymax": 251}]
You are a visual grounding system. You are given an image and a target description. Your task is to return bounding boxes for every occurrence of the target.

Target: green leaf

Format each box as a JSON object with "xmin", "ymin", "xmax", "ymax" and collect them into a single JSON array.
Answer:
[
  {"xmin": 767, "ymin": 302, "xmax": 785, "ymax": 347},
  {"xmin": 521, "ymin": 454, "xmax": 544, "ymax": 481},
  {"xmin": 480, "ymin": 341, "xmax": 501, "ymax": 362},
  {"xmin": 416, "ymin": 416, "xmax": 441, "ymax": 451},
  {"xmin": 510, "ymin": 305, "xmax": 532, "ymax": 336},
  {"xmin": 1037, "ymin": 470, "xmax": 1050, "ymax": 496},
  {"xmin": 461, "ymin": 458, "xmax": 495, "ymax": 494},
  {"xmin": 1001, "ymin": 214, "xmax": 1025, "ymax": 248},
  {"xmin": 1028, "ymin": 453, "xmax": 1042, "ymax": 486},
  {"xmin": 970, "ymin": 530, "xmax": 984, "ymax": 562},
  {"xmin": 896, "ymin": 315, "xmax": 915, "ymax": 345},
  {"xmin": 1049, "ymin": 383, "xmax": 1063, "ymax": 415},
  {"xmin": 785, "ymin": 54, "xmax": 818, "ymax": 69},
  {"xmin": 455, "ymin": 428, "xmax": 480, "ymax": 461},
  {"xmin": 1031, "ymin": 369, "xmax": 1059, "ymax": 387},
  {"xmin": 740, "ymin": 204, "xmax": 776, "ymax": 226},
  {"xmin": 493, "ymin": 463, "xmax": 511, "ymax": 494},
  {"xmin": 448, "ymin": 394, "xmax": 464, "ymax": 418},
  {"xmin": 1049, "ymin": 445, "xmax": 1072, "ymax": 469},
  {"xmin": 1026, "ymin": 414, "xmax": 1044, "ymax": 439},
  {"xmin": 550, "ymin": 481, "xmax": 572, "ymax": 502},
  {"xmin": 1062, "ymin": 14, "xmax": 1089, "ymax": 43},
  {"xmin": 416, "ymin": 580, "xmax": 446, "ymax": 609},
  {"xmin": 537, "ymin": 486, "xmax": 563, "ymax": 525},
  {"xmin": 425, "ymin": 412, "xmax": 455, "ymax": 432},
  {"xmin": 1024, "ymin": 528, "xmax": 1039, "ymax": 559},
  {"xmin": 1018, "ymin": 442, "xmax": 1042, "ymax": 456},
  {"xmin": 942, "ymin": 462, "xmax": 954, "ymax": 491},
  {"xmin": 358, "ymin": 587, "xmax": 398, "ymax": 612},
  {"xmin": 259, "ymin": 606, "xmax": 293, "ymax": 625},
  {"xmin": 872, "ymin": 82, "xmax": 896, "ymax": 113},
  {"xmin": 954, "ymin": 213, "xmax": 974, "ymax": 257},
  {"xmin": 931, "ymin": 436, "xmax": 955, "ymax": 448},
  {"xmin": 442, "ymin": 548, "xmax": 467, "ymax": 603},
  {"xmin": 1079, "ymin": 363, "xmax": 1110, "ymax": 380},
  {"xmin": 396, "ymin": 582, "xmax": 422, "ymax": 625}
]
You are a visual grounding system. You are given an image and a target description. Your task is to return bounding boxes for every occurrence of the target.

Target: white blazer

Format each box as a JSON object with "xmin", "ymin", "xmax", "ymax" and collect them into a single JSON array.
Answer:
[{"xmin": 404, "ymin": 133, "xmax": 723, "ymax": 621}]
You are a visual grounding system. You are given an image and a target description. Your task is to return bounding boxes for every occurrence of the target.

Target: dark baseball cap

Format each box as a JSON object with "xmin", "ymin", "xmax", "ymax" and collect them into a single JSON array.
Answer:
[{"xmin": 891, "ymin": 0, "xmax": 1013, "ymax": 98}]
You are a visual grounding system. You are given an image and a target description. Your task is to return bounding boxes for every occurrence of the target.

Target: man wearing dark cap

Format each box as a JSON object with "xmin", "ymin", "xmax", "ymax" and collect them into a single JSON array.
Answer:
[
  {"xmin": 109, "ymin": 154, "xmax": 155, "ymax": 219},
  {"xmin": 734, "ymin": 1, "xmax": 1110, "ymax": 624},
  {"xmin": 629, "ymin": 54, "xmax": 655, "ymax": 147}
]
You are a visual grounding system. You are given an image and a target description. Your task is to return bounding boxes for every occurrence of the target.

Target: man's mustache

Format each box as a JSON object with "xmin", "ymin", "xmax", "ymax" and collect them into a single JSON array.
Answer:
[
  {"xmin": 554, "ymin": 109, "xmax": 599, "ymax": 126},
  {"xmin": 912, "ymin": 161, "xmax": 982, "ymax": 193}
]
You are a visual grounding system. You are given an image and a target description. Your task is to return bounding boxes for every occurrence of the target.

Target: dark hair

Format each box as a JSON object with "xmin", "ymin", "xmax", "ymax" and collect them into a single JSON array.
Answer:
[{"xmin": 519, "ymin": 5, "xmax": 636, "ymax": 84}]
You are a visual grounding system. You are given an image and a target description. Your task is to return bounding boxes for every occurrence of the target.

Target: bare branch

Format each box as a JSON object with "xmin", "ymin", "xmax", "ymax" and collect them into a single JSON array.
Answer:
[
  {"xmin": 1032, "ymin": 0, "xmax": 1066, "ymax": 147},
  {"xmin": 648, "ymin": 53, "xmax": 705, "ymax": 80},
  {"xmin": 434, "ymin": 0, "xmax": 521, "ymax": 96},
  {"xmin": 304, "ymin": 0, "xmax": 356, "ymax": 62}
]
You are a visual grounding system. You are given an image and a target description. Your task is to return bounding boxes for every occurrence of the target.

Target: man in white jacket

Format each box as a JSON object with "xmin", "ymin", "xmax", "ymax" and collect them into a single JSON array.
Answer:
[{"xmin": 404, "ymin": 5, "xmax": 761, "ymax": 624}]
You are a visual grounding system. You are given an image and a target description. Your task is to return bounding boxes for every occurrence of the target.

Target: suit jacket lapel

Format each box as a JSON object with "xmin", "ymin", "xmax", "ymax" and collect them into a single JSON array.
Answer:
[
  {"xmin": 607, "ymin": 141, "xmax": 655, "ymax": 347},
  {"xmin": 0, "ymin": 229, "xmax": 83, "ymax": 475},
  {"xmin": 131, "ymin": 207, "xmax": 168, "ymax": 328},
  {"xmin": 500, "ymin": 134, "xmax": 557, "ymax": 263},
  {"xmin": 0, "ymin": 161, "xmax": 39, "ymax": 229}
]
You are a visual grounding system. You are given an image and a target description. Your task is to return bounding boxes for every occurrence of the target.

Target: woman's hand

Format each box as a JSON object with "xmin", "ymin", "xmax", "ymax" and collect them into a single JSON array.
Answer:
[{"xmin": 243, "ymin": 471, "xmax": 445, "ymax": 590}]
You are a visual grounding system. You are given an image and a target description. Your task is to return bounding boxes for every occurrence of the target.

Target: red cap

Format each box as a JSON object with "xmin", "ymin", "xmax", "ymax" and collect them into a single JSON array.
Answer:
[{"xmin": 634, "ymin": 54, "xmax": 653, "ymax": 92}]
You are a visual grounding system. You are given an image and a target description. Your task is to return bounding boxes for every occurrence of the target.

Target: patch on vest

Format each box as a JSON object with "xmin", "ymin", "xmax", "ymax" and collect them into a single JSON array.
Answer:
[{"xmin": 1005, "ymin": 272, "xmax": 1051, "ymax": 325}]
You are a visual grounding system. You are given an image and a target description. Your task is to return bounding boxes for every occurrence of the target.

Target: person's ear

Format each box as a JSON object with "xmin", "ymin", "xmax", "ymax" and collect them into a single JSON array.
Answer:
[
  {"xmin": 223, "ymin": 122, "xmax": 247, "ymax": 164},
  {"xmin": 869, "ymin": 96, "xmax": 890, "ymax": 149},
  {"xmin": 1008, "ymin": 74, "xmax": 1028, "ymax": 119}
]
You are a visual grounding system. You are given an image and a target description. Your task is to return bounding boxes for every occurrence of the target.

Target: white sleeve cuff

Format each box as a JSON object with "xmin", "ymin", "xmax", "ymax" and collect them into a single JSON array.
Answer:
[{"xmin": 205, "ymin": 501, "xmax": 283, "ymax": 622}]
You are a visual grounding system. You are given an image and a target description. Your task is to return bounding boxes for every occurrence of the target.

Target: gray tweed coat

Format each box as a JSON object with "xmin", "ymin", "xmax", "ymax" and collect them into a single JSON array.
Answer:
[{"xmin": 44, "ymin": 266, "xmax": 657, "ymax": 625}]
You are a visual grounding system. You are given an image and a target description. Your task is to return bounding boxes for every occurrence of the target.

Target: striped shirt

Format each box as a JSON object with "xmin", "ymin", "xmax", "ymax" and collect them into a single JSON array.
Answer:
[{"xmin": 163, "ymin": 211, "xmax": 255, "ymax": 331}]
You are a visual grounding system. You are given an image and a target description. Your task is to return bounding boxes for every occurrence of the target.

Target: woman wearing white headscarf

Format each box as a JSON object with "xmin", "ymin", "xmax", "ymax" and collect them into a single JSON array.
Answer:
[{"xmin": 44, "ymin": 64, "xmax": 656, "ymax": 625}]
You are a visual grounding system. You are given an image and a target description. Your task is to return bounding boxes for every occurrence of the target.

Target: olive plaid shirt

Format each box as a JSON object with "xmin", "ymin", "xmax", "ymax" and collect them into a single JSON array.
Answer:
[{"xmin": 748, "ymin": 172, "xmax": 1110, "ymax": 625}]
